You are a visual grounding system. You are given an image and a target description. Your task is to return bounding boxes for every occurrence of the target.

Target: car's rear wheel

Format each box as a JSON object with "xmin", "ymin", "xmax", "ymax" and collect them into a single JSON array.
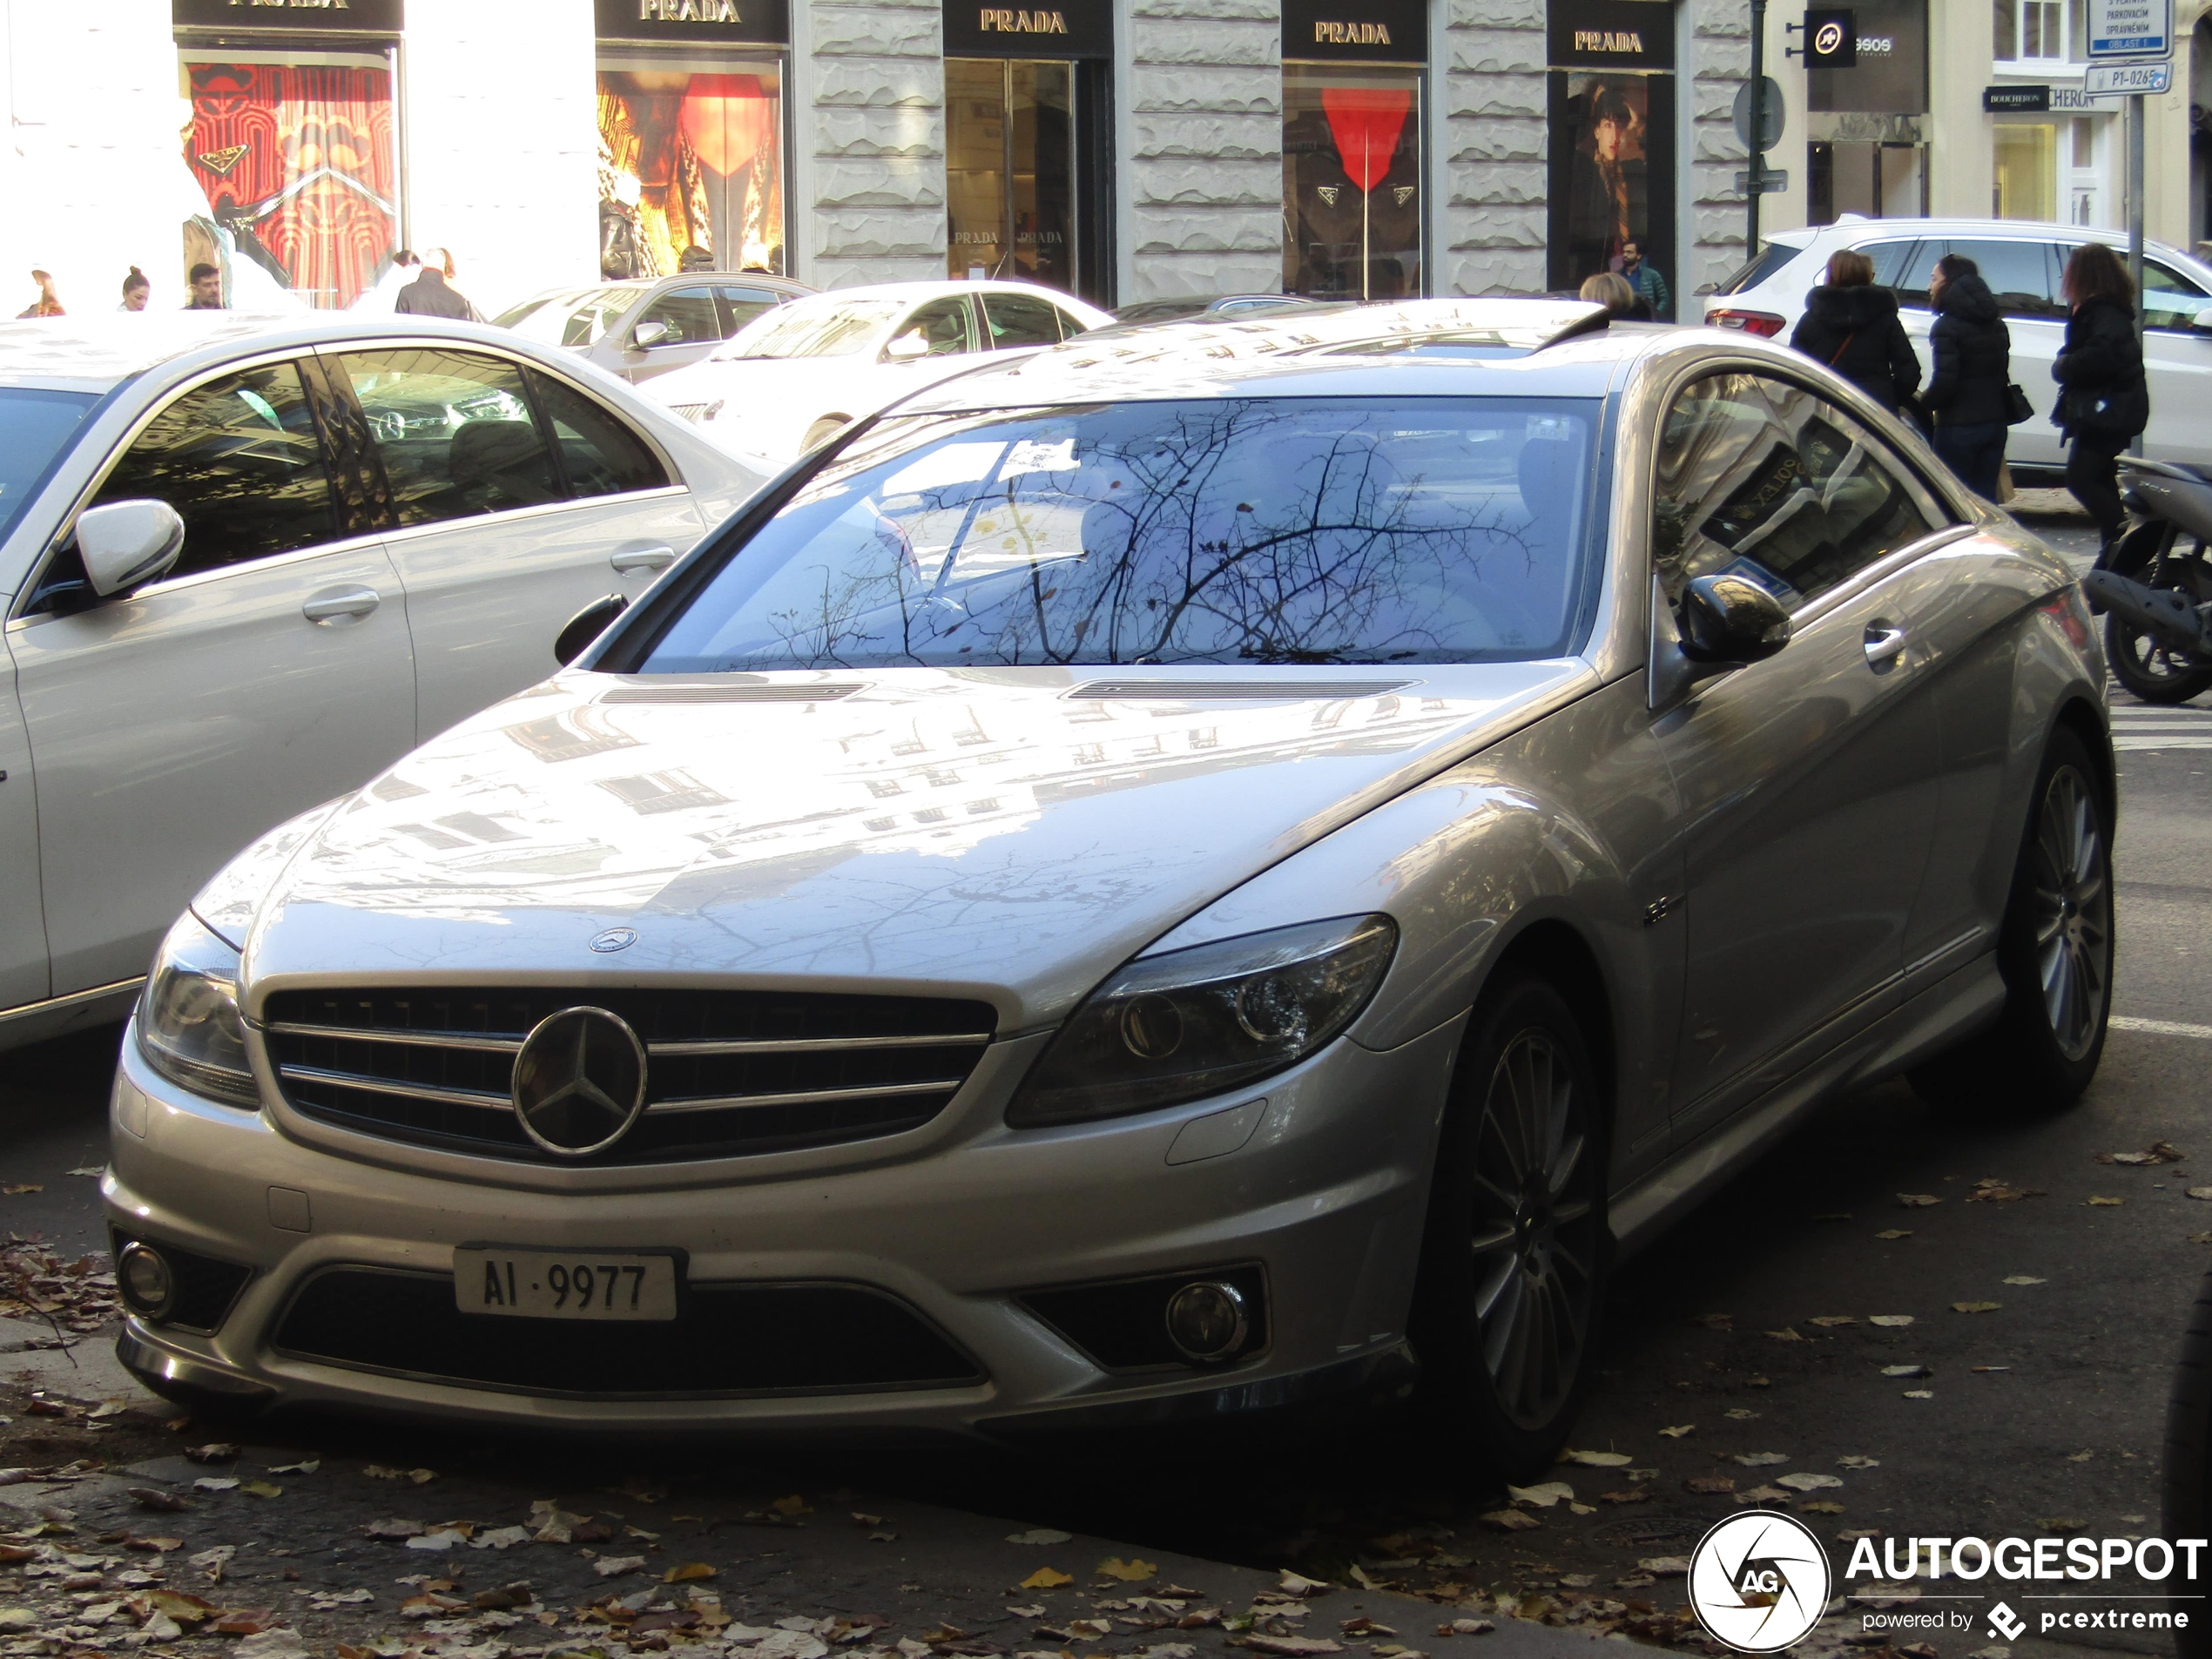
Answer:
[
  {"xmin": 802, "ymin": 415, "xmax": 850, "ymax": 451},
  {"xmin": 1410, "ymin": 973, "xmax": 1608, "ymax": 1481},
  {"xmin": 1909, "ymin": 725, "xmax": 2114, "ymax": 1113}
]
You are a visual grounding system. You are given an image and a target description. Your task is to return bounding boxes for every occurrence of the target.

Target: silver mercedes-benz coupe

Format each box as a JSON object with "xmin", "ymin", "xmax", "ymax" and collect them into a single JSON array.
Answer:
[{"xmin": 105, "ymin": 300, "xmax": 2112, "ymax": 1475}]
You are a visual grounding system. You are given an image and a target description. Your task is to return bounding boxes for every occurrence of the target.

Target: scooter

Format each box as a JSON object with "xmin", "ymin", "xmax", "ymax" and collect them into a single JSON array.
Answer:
[{"xmin": 2080, "ymin": 456, "xmax": 2212, "ymax": 705}]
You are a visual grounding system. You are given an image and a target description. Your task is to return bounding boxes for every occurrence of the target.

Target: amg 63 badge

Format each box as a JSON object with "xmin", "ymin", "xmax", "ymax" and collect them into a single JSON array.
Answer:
[{"xmin": 1689, "ymin": 1510, "xmax": 1836, "ymax": 1652}]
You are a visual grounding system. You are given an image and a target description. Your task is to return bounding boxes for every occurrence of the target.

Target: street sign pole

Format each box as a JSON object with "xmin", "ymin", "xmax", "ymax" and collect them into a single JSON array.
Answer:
[
  {"xmin": 2128, "ymin": 89, "xmax": 2146, "ymax": 453},
  {"xmin": 1748, "ymin": 0, "xmax": 1766, "ymax": 256}
]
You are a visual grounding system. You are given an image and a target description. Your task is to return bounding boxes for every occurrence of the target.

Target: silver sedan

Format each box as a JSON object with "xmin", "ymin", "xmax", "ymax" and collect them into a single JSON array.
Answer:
[{"xmin": 105, "ymin": 299, "xmax": 2112, "ymax": 1475}]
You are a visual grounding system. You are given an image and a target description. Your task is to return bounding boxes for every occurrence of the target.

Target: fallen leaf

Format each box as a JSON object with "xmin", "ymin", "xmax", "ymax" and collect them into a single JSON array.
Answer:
[
  {"xmin": 1443, "ymin": 1620, "xmax": 1494, "ymax": 1637},
  {"xmin": 470, "ymin": 1525, "xmax": 530, "ymax": 1550},
  {"xmin": 2038, "ymin": 1517, "xmax": 2087, "ymax": 1534},
  {"xmin": 1, "ymin": 1184, "xmax": 43, "ymax": 1196},
  {"xmin": 1746, "ymin": 1374, "xmax": 1771, "ymax": 1387},
  {"xmin": 1777, "ymin": 1473, "xmax": 1844, "ymax": 1492},
  {"xmin": 1506, "ymin": 1481, "xmax": 1574, "ymax": 1507},
  {"xmin": 2099, "ymin": 1142, "xmax": 2184, "ymax": 1164},
  {"xmin": 772, "ymin": 1494, "xmax": 811, "ymax": 1515},
  {"xmin": 852, "ymin": 1512, "xmax": 882, "ymax": 1527},
  {"xmin": 185, "ymin": 1443, "xmax": 239, "ymax": 1463},
  {"xmin": 1902, "ymin": 1389, "xmax": 1935, "ymax": 1399},
  {"xmin": 593, "ymin": 1554, "xmax": 648, "ymax": 1578},
  {"xmin": 2001, "ymin": 1276, "xmax": 2047, "ymax": 1286},
  {"xmin": 1684, "ymin": 1477, "xmax": 1735, "ymax": 1494},
  {"xmin": 1599, "ymin": 1489, "xmax": 1651, "ymax": 1504},
  {"xmin": 664, "ymin": 1562, "xmax": 717, "ymax": 1582},
  {"xmin": 1739, "ymin": 1485, "xmax": 1790, "ymax": 1502},
  {"xmin": 1966, "ymin": 1178, "xmax": 2047, "ymax": 1203},
  {"xmin": 2188, "ymin": 1188, "xmax": 2212, "ymax": 1202},
  {"xmin": 1243, "ymin": 1640, "xmax": 1341, "ymax": 1656},
  {"xmin": 1637, "ymin": 1557, "xmax": 1690, "ymax": 1576},
  {"xmin": 2067, "ymin": 1450, "xmax": 2094, "ymax": 1461},
  {"xmin": 1732, "ymin": 1453, "xmax": 1789, "ymax": 1467},
  {"xmin": 2087, "ymin": 1196, "xmax": 2125, "ymax": 1206},
  {"xmin": 1869, "ymin": 1315, "xmax": 1915, "ymax": 1327},
  {"xmin": 1874, "ymin": 1230, "xmax": 1912, "ymax": 1241},
  {"xmin": 1806, "ymin": 1316, "xmax": 1857, "ymax": 1327},
  {"xmin": 1952, "ymin": 1302, "xmax": 2001, "ymax": 1314},
  {"xmin": 2192, "ymin": 1232, "xmax": 2212, "ymax": 1244},
  {"xmin": 1897, "ymin": 1194, "xmax": 1942, "ymax": 1208},
  {"xmin": 1883, "ymin": 1365, "xmax": 1932, "ymax": 1378},
  {"xmin": 1802, "ymin": 1501, "xmax": 1846, "ymax": 1514},
  {"xmin": 1097, "ymin": 1558, "xmax": 1157, "ymax": 1582},
  {"xmin": 64, "ymin": 1166, "xmax": 103, "ymax": 1177},
  {"xmin": 1657, "ymin": 1425, "xmax": 1696, "ymax": 1439},
  {"xmin": 1972, "ymin": 1365, "xmax": 2012, "ymax": 1372},
  {"xmin": 1560, "ymin": 1448, "xmax": 1631, "ymax": 1467},
  {"xmin": 239, "ymin": 1480, "xmax": 282, "ymax": 1498},
  {"xmin": 1723, "ymin": 1408, "xmax": 1758, "ymax": 1420},
  {"xmin": 192, "ymin": 1476, "xmax": 239, "ymax": 1493},
  {"xmin": 1766, "ymin": 1327, "xmax": 1807, "ymax": 1342},
  {"xmin": 1838, "ymin": 1456, "xmax": 1879, "ymax": 1469},
  {"xmin": 1008, "ymin": 1528, "xmax": 1072, "ymax": 1545},
  {"xmin": 267, "ymin": 1460, "xmax": 320, "ymax": 1474},
  {"xmin": 1022, "ymin": 1568, "xmax": 1074, "ymax": 1590},
  {"xmin": 127, "ymin": 1487, "xmax": 192, "ymax": 1513},
  {"xmin": 361, "ymin": 1517, "xmax": 424, "ymax": 1539},
  {"xmin": 236, "ymin": 1631, "xmax": 308, "ymax": 1659},
  {"xmin": 1477, "ymin": 1510, "xmax": 1541, "ymax": 1532}
]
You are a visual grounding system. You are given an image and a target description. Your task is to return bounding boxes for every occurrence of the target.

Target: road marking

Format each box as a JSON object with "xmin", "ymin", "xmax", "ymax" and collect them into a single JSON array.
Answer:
[
  {"xmin": 2114, "ymin": 737, "xmax": 2212, "ymax": 750},
  {"xmin": 2111, "ymin": 1015, "xmax": 2212, "ymax": 1040}
]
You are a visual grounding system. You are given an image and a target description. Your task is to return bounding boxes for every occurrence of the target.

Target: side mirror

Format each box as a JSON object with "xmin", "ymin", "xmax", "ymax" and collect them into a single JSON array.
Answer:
[
  {"xmin": 77, "ymin": 499, "xmax": 185, "ymax": 597},
  {"xmin": 631, "ymin": 319, "xmax": 672, "ymax": 350},
  {"xmin": 1679, "ymin": 572, "xmax": 1791, "ymax": 664},
  {"xmin": 555, "ymin": 592, "xmax": 630, "ymax": 667},
  {"xmin": 884, "ymin": 332, "xmax": 928, "ymax": 361}
]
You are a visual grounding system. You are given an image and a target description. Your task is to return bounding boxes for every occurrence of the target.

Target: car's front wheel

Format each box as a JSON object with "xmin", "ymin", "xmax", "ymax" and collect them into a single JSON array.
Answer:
[
  {"xmin": 1910, "ymin": 725, "xmax": 2114, "ymax": 1113},
  {"xmin": 1410, "ymin": 972, "xmax": 1608, "ymax": 1481}
]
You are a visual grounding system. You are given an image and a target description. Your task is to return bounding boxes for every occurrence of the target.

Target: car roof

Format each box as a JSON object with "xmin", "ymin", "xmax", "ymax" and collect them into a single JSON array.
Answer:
[
  {"xmin": 889, "ymin": 298, "xmax": 1639, "ymax": 412},
  {"xmin": 780, "ymin": 280, "xmax": 1104, "ymax": 310},
  {"xmin": 1781, "ymin": 216, "xmax": 2202, "ymax": 261}
]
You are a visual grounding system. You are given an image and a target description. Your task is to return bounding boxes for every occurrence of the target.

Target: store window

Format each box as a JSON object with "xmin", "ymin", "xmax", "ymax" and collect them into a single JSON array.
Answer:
[
  {"xmin": 1545, "ymin": 0, "xmax": 1677, "ymax": 309},
  {"xmin": 1995, "ymin": 124, "xmax": 2060, "ymax": 219},
  {"xmin": 1282, "ymin": 0, "xmax": 1428, "ymax": 300},
  {"xmin": 1805, "ymin": 0, "xmax": 1926, "ymax": 226},
  {"xmin": 174, "ymin": 0, "xmax": 404, "ymax": 310},
  {"xmin": 941, "ymin": 0, "xmax": 1114, "ymax": 303},
  {"xmin": 595, "ymin": 0, "xmax": 791, "ymax": 278}
]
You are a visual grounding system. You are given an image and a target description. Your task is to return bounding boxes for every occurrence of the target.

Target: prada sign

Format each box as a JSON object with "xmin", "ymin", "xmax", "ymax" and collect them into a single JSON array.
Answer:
[
  {"xmin": 941, "ymin": 0, "xmax": 1109, "ymax": 57},
  {"xmin": 595, "ymin": 0, "xmax": 789, "ymax": 44},
  {"xmin": 173, "ymin": 0, "xmax": 402, "ymax": 30},
  {"xmin": 1282, "ymin": 0, "xmax": 1428, "ymax": 59},
  {"xmin": 1547, "ymin": 0, "xmax": 1677, "ymax": 69}
]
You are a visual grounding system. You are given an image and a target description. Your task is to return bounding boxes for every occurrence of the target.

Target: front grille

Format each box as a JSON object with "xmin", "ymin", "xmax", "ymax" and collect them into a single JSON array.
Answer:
[
  {"xmin": 260, "ymin": 987, "xmax": 995, "ymax": 1164},
  {"xmin": 274, "ymin": 1267, "xmax": 983, "ymax": 1396}
]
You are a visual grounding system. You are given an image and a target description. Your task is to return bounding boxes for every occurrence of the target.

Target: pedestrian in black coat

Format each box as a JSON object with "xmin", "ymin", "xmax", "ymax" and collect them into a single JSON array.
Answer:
[
  {"xmin": 1917, "ymin": 254, "xmax": 2012, "ymax": 502},
  {"xmin": 1789, "ymin": 247, "xmax": 1921, "ymax": 413},
  {"xmin": 2052, "ymin": 242, "xmax": 2148, "ymax": 547}
]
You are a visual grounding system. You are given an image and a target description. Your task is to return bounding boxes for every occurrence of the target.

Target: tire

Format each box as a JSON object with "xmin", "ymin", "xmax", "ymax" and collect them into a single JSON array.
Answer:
[
  {"xmin": 2105, "ymin": 540, "xmax": 2212, "ymax": 705},
  {"xmin": 801, "ymin": 415, "xmax": 850, "ymax": 452},
  {"xmin": 1409, "ymin": 972, "xmax": 1609, "ymax": 1482},
  {"xmin": 1909, "ymin": 725, "xmax": 2114, "ymax": 1114},
  {"xmin": 2163, "ymin": 1259, "xmax": 2212, "ymax": 1659}
]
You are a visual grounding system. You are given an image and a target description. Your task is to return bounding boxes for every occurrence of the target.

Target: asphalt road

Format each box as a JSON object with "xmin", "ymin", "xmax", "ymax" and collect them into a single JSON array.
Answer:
[{"xmin": 3, "ymin": 503, "xmax": 2206, "ymax": 1659}]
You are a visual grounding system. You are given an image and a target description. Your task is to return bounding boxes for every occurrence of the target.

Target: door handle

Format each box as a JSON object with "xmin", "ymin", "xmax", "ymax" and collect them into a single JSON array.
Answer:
[
  {"xmin": 1863, "ymin": 619, "xmax": 1908, "ymax": 665},
  {"xmin": 301, "ymin": 585, "xmax": 381, "ymax": 623},
  {"xmin": 610, "ymin": 545, "xmax": 676, "ymax": 575}
]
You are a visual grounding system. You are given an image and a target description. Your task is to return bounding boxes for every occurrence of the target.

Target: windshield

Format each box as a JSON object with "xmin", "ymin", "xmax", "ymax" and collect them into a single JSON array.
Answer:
[
  {"xmin": 640, "ymin": 396, "xmax": 1601, "ymax": 671},
  {"xmin": 718, "ymin": 300, "xmax": 903, "ymax": 360},
  {"xmin": 0, "ymin": 388, "xmax": 96, "ymax": 543},
  {"xmin": 499, "ymin": 287, "xmax": 632, "ymax": 347}
]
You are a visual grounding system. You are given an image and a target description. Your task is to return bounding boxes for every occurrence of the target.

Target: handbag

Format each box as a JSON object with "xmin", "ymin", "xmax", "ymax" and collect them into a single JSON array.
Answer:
[{"xmin": 2004, "ymin": 383, "xmax": 2035, "ymax": 425}]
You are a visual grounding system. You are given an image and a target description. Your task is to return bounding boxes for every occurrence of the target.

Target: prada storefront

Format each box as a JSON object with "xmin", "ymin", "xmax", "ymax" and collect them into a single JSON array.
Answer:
[
  {"xmin": 173, "ymin": 0, "xmax": 405, "ymax": 309},
  {"xmin": 1280, "ymin": 0, "xmax": 1427, "ymax": 299},
  {"xmin": 596, "ymin": 0, "xmax": 792, "ymax": 278},
  {"xmin": 1545, "ymin": 0, "xmax": 1676, "ymax": 309},
  {"xmin": 941, "ymin": 0, "xmax": 1114, "ymax": 302}
]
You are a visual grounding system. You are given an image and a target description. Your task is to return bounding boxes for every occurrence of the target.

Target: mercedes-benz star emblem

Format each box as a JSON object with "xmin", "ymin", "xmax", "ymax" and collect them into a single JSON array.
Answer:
[
  {"xmin": 590, "ymin": 927, "xmax": 638, "ymax": 954},
  {"xmin": 510, "ymin": 1007, "xmax": 649, "ymax": 1157}
]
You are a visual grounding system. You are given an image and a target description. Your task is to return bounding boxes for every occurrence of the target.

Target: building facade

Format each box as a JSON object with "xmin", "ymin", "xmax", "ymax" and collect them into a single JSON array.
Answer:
[{"xmin": 0, "ymin": 0, "xmax": 2200, "ymax": 327}]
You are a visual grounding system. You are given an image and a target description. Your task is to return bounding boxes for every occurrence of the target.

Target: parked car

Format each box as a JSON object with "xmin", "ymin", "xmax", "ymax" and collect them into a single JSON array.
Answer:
[
  {"xmin": 1108, "ymin": 294, "xmax": 1344, "ymax": 326},
  {"xmin": 1704, "ymin": 217, "xmax": 2212, "ymax": 478},
  {"xmin": 106, "ymin": 299, "xmax": 2111, "ymax": 1471},
  {"xmin": 493, "ymin": 273, "xmax": 813, "ymax": 384},
  {"xmin": 0, "ymin": 311, "xmax": 772, "ymax": 1052},
  {"xmin": 641, "ymin": 280, "xmax": 1114, "ymax": 462}
]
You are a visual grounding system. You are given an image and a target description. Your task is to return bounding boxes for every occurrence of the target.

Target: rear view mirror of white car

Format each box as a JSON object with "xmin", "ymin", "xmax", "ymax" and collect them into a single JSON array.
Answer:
[{"xmin": 76, "ymin": 499, "xmax": 185, "ymax": 597}]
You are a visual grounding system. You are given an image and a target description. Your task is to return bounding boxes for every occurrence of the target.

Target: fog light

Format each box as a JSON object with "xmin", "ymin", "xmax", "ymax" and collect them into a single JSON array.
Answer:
[
  {"xmin": 118, "ymin": 1241, "xmax": 175, "ymax": 1321},
  {"xmin": 1163, "ymin": 1280, "xmax": 1248, "ymax": 1362}
]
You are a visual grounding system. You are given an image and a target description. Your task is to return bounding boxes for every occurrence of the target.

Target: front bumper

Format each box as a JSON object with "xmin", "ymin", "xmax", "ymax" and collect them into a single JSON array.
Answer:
[{"xmin": 105, "ymin": 1015, "xmax": 1460, "ymax": 1434}]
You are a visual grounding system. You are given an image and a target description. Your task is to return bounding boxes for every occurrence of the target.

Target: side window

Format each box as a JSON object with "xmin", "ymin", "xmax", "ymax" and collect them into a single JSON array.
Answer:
[
  {"xmin": 633, "ymin": 287, "xmax": 722, "ymax": 349},
  {"xmin": 1653, "ymin": 373, "xmax": 1939, "ymax": 615},
  {"xmin": 1863, "ymin": 240, "xmax": 1922, "ymax": 302},
  {"xmin": 980, "ymin": 292, "xmax": 1065, "ymax": 348},
  {"xmin": 527, "ymin": 371, "xmax": 670, "ymax": 498},
  {"xmin": 1886, "ymin": 241, "xmax": 1945, "ymax": 311},
  {"xmin": 90, "ymin": 361, "xmax": 336, "ymax": 579},
  {"xmin": 2142, "ymin": 261, "xmax": 2212, "ymax": 334},
  {"xmin": 1947, "ymin": 239, "xmax": 2066, "ymax": 319},
  {"xmin": 889, "ymin": 296, "xmax": 978, "ymax": 358},
  {"xmin": 713, "ymin": 286, "xmax": 784, "ymax": 336},
  {"xmin": 338, "ymin": 349, "xmax": 560, "ymax": 527},
  {"xmin": 561, "ymin": 292, "xmax": 632, "ymax": 348}
]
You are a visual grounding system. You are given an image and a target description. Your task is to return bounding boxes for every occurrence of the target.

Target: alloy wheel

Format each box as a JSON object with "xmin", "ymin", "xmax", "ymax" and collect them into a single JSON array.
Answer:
[
  {"xmin": 2030, "ymin": 764, "xmax": 2111, "ymax": 1062},
  {"xmin": 1467, "ymin": 1027, "xmax": 1600, "ymax": 1430}
]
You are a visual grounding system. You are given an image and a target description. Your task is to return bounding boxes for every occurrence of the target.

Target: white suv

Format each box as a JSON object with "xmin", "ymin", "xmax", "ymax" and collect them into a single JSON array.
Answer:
[{"xmin": 1703, "ymin": 218, "xmax": 2212, "ymax": 476}]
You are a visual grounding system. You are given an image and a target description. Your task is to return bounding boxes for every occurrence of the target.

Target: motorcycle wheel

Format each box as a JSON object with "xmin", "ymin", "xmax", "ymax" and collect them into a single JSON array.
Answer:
[{"xmin": 2106, "ymin": 546, "xmax": 2212, "ymax": 705}]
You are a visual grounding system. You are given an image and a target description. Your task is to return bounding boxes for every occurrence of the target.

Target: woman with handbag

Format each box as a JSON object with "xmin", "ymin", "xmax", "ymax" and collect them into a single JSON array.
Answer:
[
  {"xmin": 1789, "ymin": 248, "xmax": 1921, "ymax": 413},
  {"xmin": 2053, "ymin": 242, "xmax": 2149, "ymax": 550},
  {"xmin": 1917, "ymin": 253, "xmax": 2013, "ymax": 502}
]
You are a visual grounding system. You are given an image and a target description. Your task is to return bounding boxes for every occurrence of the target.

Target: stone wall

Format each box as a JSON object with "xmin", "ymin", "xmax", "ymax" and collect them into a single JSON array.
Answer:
[
  {"xmin": 1123, "ymin": 0, "xmax": 1285, "ymax": 300},
  {"xmin": 804, "ymin": 0, "xmax": 948, "ymax": 287},
  {"xmin": 1682, "ymin": 0, "xmax": 1750, "ymax": 300},
  {"xmin": 1435, "ymin": 0, "xmax": 1548, "ymax": 294}
]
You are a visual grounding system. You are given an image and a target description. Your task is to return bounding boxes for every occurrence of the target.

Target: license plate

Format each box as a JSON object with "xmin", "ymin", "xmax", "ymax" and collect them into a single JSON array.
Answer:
[{"xmin": 453, "ymin": 1248, "xmax": 680, "ymax": 1321}]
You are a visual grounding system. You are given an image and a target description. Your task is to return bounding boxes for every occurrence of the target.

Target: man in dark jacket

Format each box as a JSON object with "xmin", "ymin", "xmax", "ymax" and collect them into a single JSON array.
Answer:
[
  {"xmin": 1918, "ymin": 255, "xmax": 2012, "ymax": 502},
  {"xmin": 394, "ymin": 250, "xmax": 481, "ymax": 321},
  {"xmin": 2053, "ymin": 242, "xmax": 2148, "ymax": 547},
  {"xmin": 1789, "ymin": 248, "xmax": 1921, "ymax": 413}
]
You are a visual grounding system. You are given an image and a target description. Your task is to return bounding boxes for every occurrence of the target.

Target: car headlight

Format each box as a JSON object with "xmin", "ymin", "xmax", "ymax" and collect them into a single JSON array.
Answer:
[
  {"xmin": 1006, "ymin": 914, "xmax": 1398, "ymax": 1127},
  {"xmin": 136, "ymin": 913, "xmax": 257, "ymax": 1109}
]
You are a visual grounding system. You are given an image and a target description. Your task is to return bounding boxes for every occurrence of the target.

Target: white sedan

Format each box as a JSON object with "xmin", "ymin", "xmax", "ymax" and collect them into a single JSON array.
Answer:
[
  {"xmin": 0, "ymin": 311, "xmax": 771, "ymax": 1051},
  {"xmin": 641, "ymin": 280, "xmax": 1114, "ymax": 462}
]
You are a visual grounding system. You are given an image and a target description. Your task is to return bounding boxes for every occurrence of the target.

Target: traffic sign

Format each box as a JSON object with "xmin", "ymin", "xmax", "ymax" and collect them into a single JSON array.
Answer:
[
  {"xmin": 2087, "ymin": 0, "xmax": 2171, "ymax": 58},
  {"xmin": 1735, "ymin": 169, "xmax": 1790, "ymax": 194},
  {"xmin": 1732, "ymin": 77, "xmax": 1787, "ymax": 152},
  {"xmin": 2085, "ymin": 59, "xmax": 2172, "ymax": 94}
]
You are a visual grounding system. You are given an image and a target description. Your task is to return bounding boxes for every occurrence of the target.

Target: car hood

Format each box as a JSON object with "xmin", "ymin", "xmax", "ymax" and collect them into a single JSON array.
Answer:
[{"xmin": 239, "ymin": 664, "xmax": 1591, "ymax": 1031}]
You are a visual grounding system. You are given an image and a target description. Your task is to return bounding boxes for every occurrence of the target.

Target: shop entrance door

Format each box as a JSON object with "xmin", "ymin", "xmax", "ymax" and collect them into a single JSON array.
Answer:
[{"xmin": 947, "ymin": 58, "xmax": 1099, "ymax": 299}]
